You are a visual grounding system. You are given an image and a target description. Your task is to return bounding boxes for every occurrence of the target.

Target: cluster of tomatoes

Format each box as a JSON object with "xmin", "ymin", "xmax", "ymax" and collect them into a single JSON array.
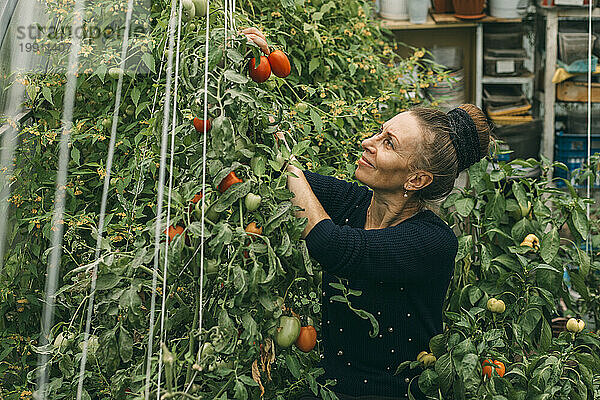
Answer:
[
  {"xmin": 248, "ymin": 50, "xmax": 291, "ymax": 83},
  {"xmin": 274, "ymin": 313, "xmax": 317, "ymax": 353}
]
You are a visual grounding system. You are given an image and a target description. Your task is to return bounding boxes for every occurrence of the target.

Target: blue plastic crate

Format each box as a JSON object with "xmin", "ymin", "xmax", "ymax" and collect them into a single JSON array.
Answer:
[{"xmin": 554, "ymin": 131, "xmax": 600, "ymax": 188}]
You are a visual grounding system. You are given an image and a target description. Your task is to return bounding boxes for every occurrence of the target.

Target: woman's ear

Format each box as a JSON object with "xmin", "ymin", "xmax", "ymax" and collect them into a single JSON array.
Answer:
[{"xmin": 405, "ymin": 171, "xmax": 433, "ymax": 191}]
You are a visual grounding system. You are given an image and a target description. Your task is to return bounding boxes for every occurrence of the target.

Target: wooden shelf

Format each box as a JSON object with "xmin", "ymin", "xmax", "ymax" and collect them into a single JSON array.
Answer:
[
  {"xmin": 379, "ymin": 15, "xmax": 476, "ymax": 30},
  {"xmin": 482, "ymin": 74, "xmax": 536, "ymax": 84},
  {"xmin": 379, "ymin": 12, "xmax": 522, "ymax": 30},
  {"xmin": 537, "ymin": 6, "xmax": 600, "ymax": 18}
]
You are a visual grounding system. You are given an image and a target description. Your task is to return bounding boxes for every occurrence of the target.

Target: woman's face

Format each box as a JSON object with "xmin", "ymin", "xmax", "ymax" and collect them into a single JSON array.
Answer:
[{"xmin": 355, "ymin": 111, "xmax": 423, "ymax": 193}]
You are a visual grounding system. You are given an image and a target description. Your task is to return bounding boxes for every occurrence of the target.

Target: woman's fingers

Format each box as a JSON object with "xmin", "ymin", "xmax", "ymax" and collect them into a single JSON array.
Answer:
[
  {"xmin": 241, "ymin": 27, "xmax": 267, "ymax": 42},
  {"xmin": 244, "ymin": 33, "xmax": 270, "ymax": 55}
]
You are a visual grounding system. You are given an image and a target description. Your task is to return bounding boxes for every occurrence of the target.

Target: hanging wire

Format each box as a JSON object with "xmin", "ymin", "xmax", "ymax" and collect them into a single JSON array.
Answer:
[
  {"xmin": 143, "ymin": 0, "xmax": 179, "ymax": 395},
  {"xmin": 75, "ymin": 0, "xmax": 136, "ymax": 397},
  {"xmin": 35, "ymin": 0, "xmax": 86, "ymax": 397},
  {"xmin": 155, "ymin": 0, "xmax": 185, "ymax": 396},
  {"xmin": 183, "ymin": 0, "xmax": 211, "ymax": 393},
  {"xmin": 586, "ymin": 0, "xmax": 593, "ymax": 253}
]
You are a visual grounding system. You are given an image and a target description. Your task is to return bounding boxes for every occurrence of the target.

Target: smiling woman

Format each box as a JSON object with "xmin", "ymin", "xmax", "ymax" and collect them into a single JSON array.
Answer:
[{"xmin": 281, "ymin": 104, "xmax": 491, "ymax": 399}]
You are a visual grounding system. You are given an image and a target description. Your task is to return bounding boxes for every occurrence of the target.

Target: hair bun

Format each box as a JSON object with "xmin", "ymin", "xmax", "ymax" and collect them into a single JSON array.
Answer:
[{"xmin": 447, "ymin": 107, "xmax": 482, "ymax": 173}]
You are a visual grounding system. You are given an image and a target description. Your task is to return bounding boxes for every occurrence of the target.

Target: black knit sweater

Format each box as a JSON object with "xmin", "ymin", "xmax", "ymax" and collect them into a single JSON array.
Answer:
[{"xmin": 303, "ymin": 171, "xmax": 458, "ymax": 398}]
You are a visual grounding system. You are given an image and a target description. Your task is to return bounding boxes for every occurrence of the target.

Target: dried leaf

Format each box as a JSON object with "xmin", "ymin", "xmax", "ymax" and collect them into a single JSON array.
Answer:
[{"xmin": 252, "ymin": 359, "xmax": 265, "ymax": 397}]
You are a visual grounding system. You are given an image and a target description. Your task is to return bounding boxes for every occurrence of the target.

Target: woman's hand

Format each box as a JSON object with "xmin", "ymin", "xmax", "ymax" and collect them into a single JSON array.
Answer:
[{"xmin": 241, "ymin": 27, "xmax": 270, "ymax": 54}]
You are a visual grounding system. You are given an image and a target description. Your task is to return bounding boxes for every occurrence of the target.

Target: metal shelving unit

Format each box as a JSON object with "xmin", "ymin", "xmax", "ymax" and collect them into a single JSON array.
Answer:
[{"xmin": 537, "ymin": 6, "xmax": 600, "ymax": 164}]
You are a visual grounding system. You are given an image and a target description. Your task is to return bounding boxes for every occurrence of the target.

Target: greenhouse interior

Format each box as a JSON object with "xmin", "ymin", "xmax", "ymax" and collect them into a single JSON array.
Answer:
[{"xmin": 1, "ymin": 0, "xmax": 600, "ymax": 398}]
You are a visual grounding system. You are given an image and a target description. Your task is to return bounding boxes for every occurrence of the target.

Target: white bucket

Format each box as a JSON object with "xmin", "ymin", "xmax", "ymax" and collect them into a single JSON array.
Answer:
[
  {"xmin": 380, "ymin": 0, "xmax": 409, "ymax": 20},
  {"xmin": 489, "ymin": 0, "xmax": 524, "ymax": 19},
  {"xmin": 408, "ymin": 0, "xmax": 429, "ymax": 24}
]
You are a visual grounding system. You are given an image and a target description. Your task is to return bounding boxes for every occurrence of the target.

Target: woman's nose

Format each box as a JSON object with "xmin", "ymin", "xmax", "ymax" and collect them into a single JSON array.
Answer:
[{"xmin": 361, "ymin": 136, "xmax": 376, "ymax": 153}]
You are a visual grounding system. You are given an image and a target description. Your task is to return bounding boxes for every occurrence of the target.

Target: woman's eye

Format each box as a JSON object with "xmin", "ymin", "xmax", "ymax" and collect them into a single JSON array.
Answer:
[{"xmin": 384, "ymin": 138, "xmax": 393, "ymax": 148}]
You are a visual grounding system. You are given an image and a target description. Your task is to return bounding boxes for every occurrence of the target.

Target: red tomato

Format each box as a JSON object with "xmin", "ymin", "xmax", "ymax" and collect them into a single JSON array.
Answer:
[
  {"xmin": 245, "ymin": 222, "xmax": 263, "ymax": 236},
  {"xmin": 268, "ymin": 50, "xmax": 291, "ymax": 78},
  {"xmin": 193, "ymin": 117, "xmax": 211, "ymax": 133},
  {"xmin": 218, "ymin": 171, "xmax": 243, "ymax": 193},
  {"xmin": 482, "ymin": 359, "xmax": 505, "ymax": 378},
  {"xmin": 191, "ymin": 193, "xmax": 203, "ymax": 204},
  {"xmin": 249, "ymin": 56, "xmax": 271, "ymax": 83},
  {"xmin": 295, "ymin": 326, "xmax": 317, "ymax": 352},
  {"xmin": 164, "ymin": 225, "xmax": 184, "ymax": 243}
]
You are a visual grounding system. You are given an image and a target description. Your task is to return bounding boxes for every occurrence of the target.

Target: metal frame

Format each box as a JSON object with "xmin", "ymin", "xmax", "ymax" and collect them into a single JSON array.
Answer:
[{"xmin": 0, "ymin": 0, "xmax": 19, "ymax": 51}]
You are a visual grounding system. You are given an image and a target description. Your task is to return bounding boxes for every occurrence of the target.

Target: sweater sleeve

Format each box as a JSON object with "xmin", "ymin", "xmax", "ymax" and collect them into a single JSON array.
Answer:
[
  {"xmin": 304, "ymin": 218, "xmax": 457, "ymax": 284},
  {"xmin": 302, "ymin": 170, "xmax": 370, "ymax": 225}
]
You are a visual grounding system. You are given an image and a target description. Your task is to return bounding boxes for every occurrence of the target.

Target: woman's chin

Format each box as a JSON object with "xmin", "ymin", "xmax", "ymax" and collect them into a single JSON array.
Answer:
[{"xmin": 355, "ymin": 165, "xmax": 371, "ymax": 185}]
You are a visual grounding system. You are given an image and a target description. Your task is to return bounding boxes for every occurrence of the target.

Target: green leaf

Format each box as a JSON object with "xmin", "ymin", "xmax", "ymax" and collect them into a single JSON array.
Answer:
[
  {"xmin": 265, "ymin": 201, "xmax": 292, "ymax": 233},
  {"xmin": 429, "ymin": 334, "xmax": 446, "ymax": 358},
  {"xmin": 71, "ymin": 147, "xmax": 80, "ymax": 165},
  {"xmin": 418, "ymin": 369, "xmax": 439, "ymax": 395},
  {"xmin": 575, "ymin": 246, "xmax": 591, "ymax": 277},
  {"xmin": 570, "ymin": 271, "xmax": 590, "ymax": 301},
  {"xmin": 96, "ymin": 273, "xmax": 122, "ymax": 291},
  {"xmin": 131, "ymin": 87, "xmax": 141, "ymax": 107},
  {"xmin": 540, "ymin": 227, "xmax": 559, "ymax": 264},
  {"xmin": 309, "ymin": 58, "xmax": 320, "ymax": 74},
  {"xmin": 435, "ymin": 353, "xmax": 454, "ymax": 393},
  {"xmin": 329, "ymin": 282, "xmax": 346, "ymax": 291},
  {"xmin": 118, "ymin": 326, "xmax": 133, "ymax": 363},
  {"xmin": 512, "ymin": 181, "xmax": 529, "ymax": 210},
  {"xmin": 455, "ymin": 197, "xmax": 475, "ymax": 217},
  {"xmin": 292, "ymin": 140, "xmax": 311, "ymax": 156},
  {"xmin": 213, "ymin": 181, "xmax": 250, "ymax": 213},
  {"xmin": 42, "ymin": 86, "xmax": 53, "ymax": 105},
  {"xmin": 330, "ymin": 295, "xmax": 347, "ymax": 303},
  {"xmin": 142, "ymin": 53, "xmax": 156, "ymax": 74},
  {"xmin": 224, "ymin": 70, "xmax": 249, "ymax": 84},
  {"xmin": 352, "ymin": 308, "xmax": 379, "ymax": 338},
  {"xmin": 285, "ymin": 354, "xmax": 301, "ymax": 378},
  {"xmin": 301, "ymin": 241, "xmax": 313, "ymax": 276},
  {"xmin": 234, "ymin": 379, "xmax": 248, "ymax": 400},
  {"xmin": 539, "ymin": 318, "xmax": 551, "ymax": 351},
  {"xmin": 518, "ymin": 308, "xmax": 541, "ymax": 335},
  {"xmin": 310, "ymin": 109, "xmax": 323, "ymax": 133},
  {"xmin": 571, "ymin": 210, "xmax": 589, "ymax": 241}
]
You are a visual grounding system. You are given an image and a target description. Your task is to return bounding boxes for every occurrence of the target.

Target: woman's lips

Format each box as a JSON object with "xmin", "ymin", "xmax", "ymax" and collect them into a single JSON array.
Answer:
[{"xmin": 358, "ymin": 155, "xmax": 374, "ymax": 168}]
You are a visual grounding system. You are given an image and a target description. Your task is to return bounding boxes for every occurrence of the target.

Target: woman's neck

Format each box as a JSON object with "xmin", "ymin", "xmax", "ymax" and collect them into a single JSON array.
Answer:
[{"xmin": 365, "ymin": 190, "xmax": 423, "ymax": 230}]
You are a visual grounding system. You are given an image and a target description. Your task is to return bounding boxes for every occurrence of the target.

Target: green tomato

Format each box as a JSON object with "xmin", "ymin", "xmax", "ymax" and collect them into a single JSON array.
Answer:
[
  {"xmin": 194, "ymin": 201, "xmax": 220, "ymax": 222},
  {"xmin": 108, "ymin": 67, "xmax": 123, "ymax": 79},
  {"xmin": 486, "ymin": 298, "xmax": 505, "ymax": 314},
  {"xmin": 192, "ymin": 0, "xmax": 207, "ymax": 17},
  {"xmin": 53, "ymin": 332, "xmax": 72, "ymax": 351},
  {"xmin": 125, "ymin": 105, "xmax": 135, "ymax": 117},
  {"xmin": 78, "ymin": 334, "xmax": 99, "ymax": 361},
  {"xmin": 182, "ymin": 0, "xmax": 195, "ymax": 21},
  {"xmin": 295, "ymin": 102, "xmax": 309, "ymax": 114},
  {"xmin": 274, "ymin": 315, "xmax": 301, "ymax": 348},
  {"xmin": 102, "ymin": 118, "xmax": 112, "ymax": 130},
  {"xmin": 422, "ymin": 354, "xmax": 437, "ymax": 367},
  {"xmin": 188, "ymin": 23, "xmax": 196, "ymax": 31},
  {"xmin": 245, "ymin": 193, "xmax": 261, "ymax": 211}
]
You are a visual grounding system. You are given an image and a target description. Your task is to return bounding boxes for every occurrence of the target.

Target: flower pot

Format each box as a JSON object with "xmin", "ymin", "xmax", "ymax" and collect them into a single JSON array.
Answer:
[
  {"xmin": 433, "ymin": 0, "xmax": 454, "ymax": 13},
  {"xmin": 452, "ymin": 0, "xmax": 485, "ymax": 18},
  {"xmin": 489, "ymin": 0, "xmax": 525, "ymax": 19},
  {"xmin": 380, "ymin": 0, "xmax": 409, "ymax": 20},
  {"xmin": 408, "ymin": 0, "xmax": 429, "ymax": 23}
]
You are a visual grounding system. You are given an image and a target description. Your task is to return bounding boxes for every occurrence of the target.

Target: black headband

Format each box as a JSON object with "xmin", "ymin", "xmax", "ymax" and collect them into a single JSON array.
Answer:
[{"xmin": 447, "ymin": 107, "xmax": 481, "ymax": 174}]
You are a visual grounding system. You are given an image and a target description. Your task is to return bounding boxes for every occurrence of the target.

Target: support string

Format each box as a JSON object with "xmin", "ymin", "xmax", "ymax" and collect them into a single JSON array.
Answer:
[{"xmin": 75, "ymin": 0, "xmax": 136, "ymax": 397}]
